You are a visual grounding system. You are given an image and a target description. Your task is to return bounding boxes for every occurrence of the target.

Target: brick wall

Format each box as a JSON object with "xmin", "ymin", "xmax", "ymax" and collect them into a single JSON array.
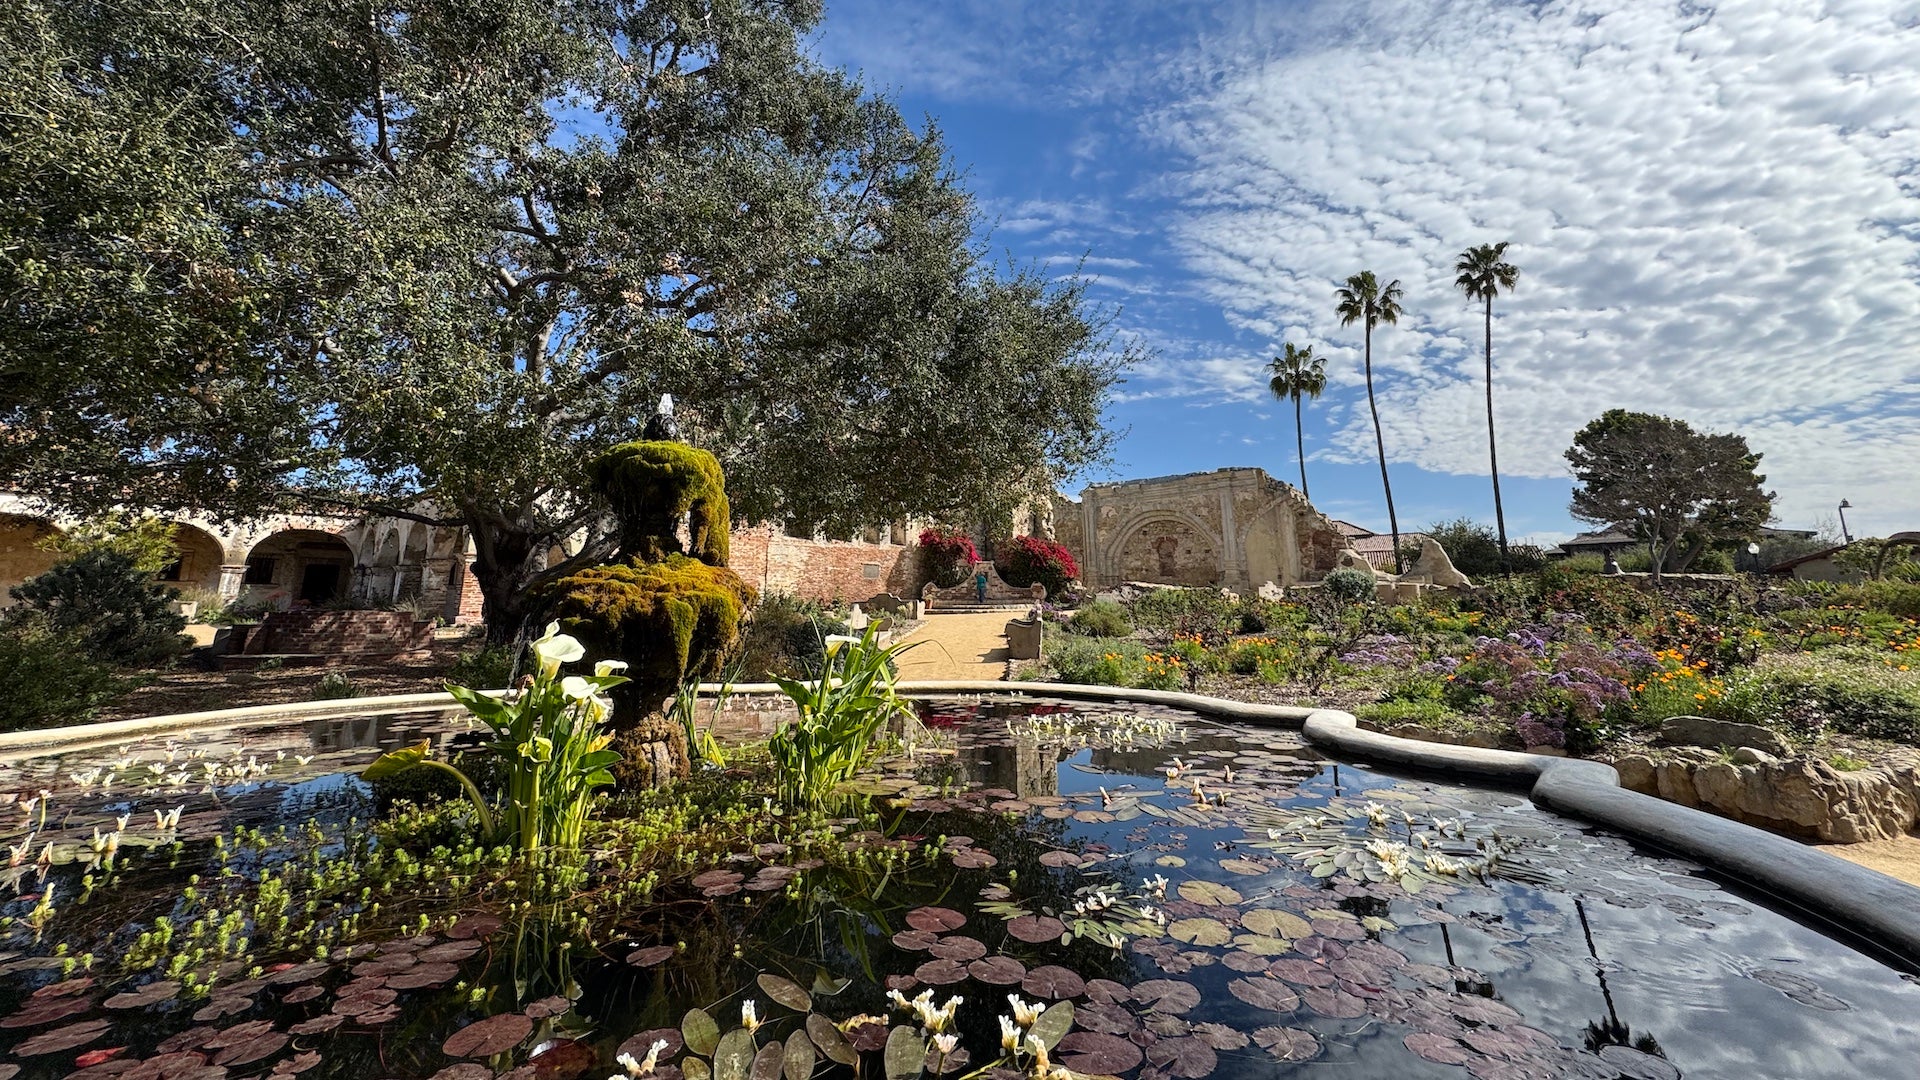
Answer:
[
  {"xmin": 247, "ymin": 610, "xmax": 434, "ymax": 655},
  {"xmin": 447, "ymin": 561, "xmax": 486, "ymax": 624},
  {"xmin": 730, "ymin": 525, "xmax": 922, "ymax": 605}
]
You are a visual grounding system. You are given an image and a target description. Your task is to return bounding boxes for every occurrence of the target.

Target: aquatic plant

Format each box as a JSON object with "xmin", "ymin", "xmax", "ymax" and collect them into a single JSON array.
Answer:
[
  {"xmin": 365, "ymin": 623, "xmax": 628, "ymax": 851},
  {"xmin": 767, "ymin": 625, "xmax": 919, "ymax": 806}
]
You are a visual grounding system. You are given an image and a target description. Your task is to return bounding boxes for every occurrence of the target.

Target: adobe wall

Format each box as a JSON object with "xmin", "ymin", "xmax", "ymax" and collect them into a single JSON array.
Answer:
[
  {"xmin": 730, "ymin": 525, "xmax": 924, "ymax": 604},
  {"xmin": 1051, "ymin": 468, "xmax": 1349, "ymax": 592}
]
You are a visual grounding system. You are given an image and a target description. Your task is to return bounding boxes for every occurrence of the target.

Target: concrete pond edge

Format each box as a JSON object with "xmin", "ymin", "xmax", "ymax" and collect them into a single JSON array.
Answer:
[{"xmin": 9, "ymin": 678, "xmax": 1920, "ymax": 968}]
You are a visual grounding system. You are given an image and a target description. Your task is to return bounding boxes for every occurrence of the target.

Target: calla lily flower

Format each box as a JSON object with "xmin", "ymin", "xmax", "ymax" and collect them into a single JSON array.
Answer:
[
  {"xmin": 531, "ymin": 622, "xmax": 586, "ymax": 677},
  {"xmin": 560, "ymin": 676, "xmax": 595, "ymax": 702},
  {"xmin": 823, "ymin": 634, "xmax": 861, "ymax": 656},
  {"xmin": 594, "ymin": 659, "xmax": 629, "ymax": 676}
]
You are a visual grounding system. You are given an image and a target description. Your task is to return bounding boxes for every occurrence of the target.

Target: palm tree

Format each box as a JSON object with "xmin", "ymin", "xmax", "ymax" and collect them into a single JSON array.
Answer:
[
  {"xmin": 1454, "ymin": 242, "xmax": 1520, "ymax": 574},
  {"xmin": 1267, "ymin": 343, "xmax": 1327, "ymax": 500},
  {"xmin": 1334, "ymin": 270, "xmax": 1406, "ymax": 573}
]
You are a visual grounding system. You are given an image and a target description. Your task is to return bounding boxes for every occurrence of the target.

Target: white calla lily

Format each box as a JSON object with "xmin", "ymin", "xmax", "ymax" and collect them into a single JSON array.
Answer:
[
  {"xmin": 531, "ymin": 621, "xmax": 587, "ymax": 677},
  {"xmin": 594, "ymin": 659, "xmax": 629, "ymax": 677},
  {"xmin": 560, "ymin": 676, "xmax": 595, "ymax": 702}
]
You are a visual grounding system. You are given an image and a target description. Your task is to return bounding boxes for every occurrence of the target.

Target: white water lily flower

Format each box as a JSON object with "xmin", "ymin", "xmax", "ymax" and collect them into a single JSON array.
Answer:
[
  {"xmin": 595, "ymin": 659, "xmax": 629, "ymax": 677},
  {"xmin": 531, "ymin": 622, "xmax": 586, "ymax": 677},
  {"xmin": 1006, "ymin": 994, "xmax": 1041, "ymax": 1028},
  {"xmin": 887, "ymin": 988, "xmax": 911, "ymax": 1012},
  {"xmin": 560, "ymin": 676, "xmax": 595, "ymax": 702},
  {"xmin": 932, "ymin": 1034, "xmax": 959, "ymax": 1055},
  {"xmin": 740, "ymin": 999, "xmax": 760, "ymax": 1032},
  {"xmin": 999, "ymin": 1015, "xmax": 1021, "ymax": 1051}
]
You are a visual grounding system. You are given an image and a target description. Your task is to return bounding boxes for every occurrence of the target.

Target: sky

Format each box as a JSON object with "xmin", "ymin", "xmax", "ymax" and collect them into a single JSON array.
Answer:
[{"xmin": 809, "ymin": 0, "xmax": 1920, "ymax": 545}]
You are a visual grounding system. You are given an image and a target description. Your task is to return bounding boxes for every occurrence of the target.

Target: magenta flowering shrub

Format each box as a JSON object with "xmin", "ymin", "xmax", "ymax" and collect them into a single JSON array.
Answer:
[{"xmin": 1444, "ymin": 617, "xmax": 1644, "ymax": 752}]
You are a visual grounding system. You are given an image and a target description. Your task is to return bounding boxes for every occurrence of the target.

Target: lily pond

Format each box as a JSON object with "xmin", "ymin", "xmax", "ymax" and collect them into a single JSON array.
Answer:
[{"xmin": 0, "ymin": 697, "xmax": 1915, "ymax": 1080}]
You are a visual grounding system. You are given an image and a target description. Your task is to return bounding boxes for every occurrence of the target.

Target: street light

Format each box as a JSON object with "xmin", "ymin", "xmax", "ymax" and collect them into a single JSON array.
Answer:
[{"xmin": 1838, "ymin": 499, "xmax": 1854, "ymax": 545}]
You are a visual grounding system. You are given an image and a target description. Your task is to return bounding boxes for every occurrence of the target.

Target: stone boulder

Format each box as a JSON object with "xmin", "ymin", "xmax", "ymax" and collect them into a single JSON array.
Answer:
[
  {"xmin": 1404, "ymin": 537, "xmax": 1472, "ymax": 590},
  {"xmin": 1610, "ymin": 751, "xmax": 1920, "ymax": 843},
  {"xmin": 1657, "ymin": 715, "xmax": 1791, "ymax": 757}
]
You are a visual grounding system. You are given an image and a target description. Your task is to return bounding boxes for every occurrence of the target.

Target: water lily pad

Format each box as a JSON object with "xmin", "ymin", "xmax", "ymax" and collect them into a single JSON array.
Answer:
[
  {"xmin": 2, "ymin": 996, "xmax": 93, "ymax": 1028},
  {"xmin": 1253, "ymin": 1026, "xmax": 1320, "ymax": 1062},
  {"xmin": 1154, "ymin": 855, "xmax": 1186, "ymax": 867},
  {"xmin": 280, "ymin": 986, "xmax": 323, "ymax": 1005},
  {"xmin": 420, "ymin": 940, "xmax": 484, "ymax": 964},
  {"xmin": 1299, "ymin": 986, "xmax": 1366, "ymax": 1019},
  {"xmin": 13, "ymin": 1018, "xmax": 110, "ymax": 1055},
  {"xmin": 1596, "ymin": 1045, "xmax": 1681, "ymax": 1080},
  {"xmin": 1222, "ymin": 952, "xmax": 1271, "ymax": 972},
  {"xmin": 1056, "ymin": 1032, "xmax": 1142, "ymax": 1074},
  {"xmin": 628, "ymin": 946, "xmax": 678, "ymax": 968},
  {"xmin": 1145, "ymin": 1036, "xmax": 1216, "ymax": 1078},
  {"xmin": 105, "ymin": 981, "xmax": 182, "ymax": 1009},
  {"xmin": 444, "ymin": 1013, "xmax": 534, "ymax": 1058},
  {"xmin": 845, "ymin": 1022, "xmax": 889, "ymax": 1053},
  {"xmin": 523, "ymin": 995, "xmax": 571, "ymax": 1020},
  {"xmin": 783, "ymin": 1030, "xmax": 816, "ymax": 1080},
  {"xmin": 692, "ymin": 870, "xmax": 743, "ymax": 889},
  {"xmin": 682, "ymin": 1009, "xmax": 721, "ymax": 1056},
  {"xmin": 1242, "ymin": 909, "xmax": 1312, "ymax": 939},
  {"xmin": 192, "ymin": 998, "xmax": 253, "ymax": 1023},
  {"xmin": 621, "ymin": 1029, "xmax": 686, "ymax": 1061},
  {"xmin": 967, "ymin": 957, "xmax": 1026, "ymax": 985},
  {"xmin": 1189, "ymin": 1023, "xmax": 1247, "ymax": 1050},
  {"xmin": 928, "ymin": 937, "xmax": 987, "ymax": 962},
  {"xmin": 883, "ymin": 1027, "xmax": 925, "ymax": 1080},
  {"xmin": 213, "ymin": 1030, "xmax": 288, "ymax": 1067},
  {"xmin": 1005, "ymin": 915, "xmax": 1066, "ymax": 944},
  {"xmin": 265, "ymin": 964, "xmax": 330, "ymax": 987},
  {"xmin": 1020, "ymin": 966, "xmax": 1085, "ymax": 1000},
  {"xmin": 1168, "ymin": 919, "xmax": 1231, "ymax": 947},
  {"xmin": 713, "ymin": 1029, "xmax": 758, "ymax": 1080},
  {"xmin": 289, "ymin": 1015, "xmax": 343, "ymax": 1036},
  {"xmin": 749, "ymin": 1041, "xmax": 784, "ymax": 1080},
  {"xmin": 1176, "ymin": 881, "xmax": 1241, "ymax": 906},
  {"xmin": 806, "ymin": 1015, "xmax": 856, "ymax": 1066},
  {"xmin": 913, "ymin": 959, "xmax": 969, "ymax": 986},
  {"xmin": 1083, "ymin": 980, "xmax": 1132, "ymax": 1005},
  {"xmin": 1038, "ymin": 850, "xmax": 1082, "ymax": 868},
  {"xmin": 891, "ymin": 930, "xmax": 940, "ymax": 952},
  {"xmin": 949, "ymin": 849, "xmax": 997, "ymax": 869},
  {"xmin": 1028, "ymin": 1002, "xmax": 1073, "ymax": 1050},
  {"xmin": 906, "ymin": 907, "xmax": 968, "ymax": 933},
  {"xmin": 1227, "ymin": 978, "xmax": 1298, "ymax": 1013},
  {"xmin": 757, "ymin": 974, "xmax": 813, "ymax": 1013},
  {"xmin": 1230, "ymin": 935, "xmax": 1294, "ymax": 957},
  {"xmin": 1133, "ymin": 980, "xmax": 1200, "ymax": 1015},
  {"xmin": 431, "ymin": 1066, "xmax": 495, "ymax": 1080},
  {"xmin": 387, "ymin": 963, "xmax": 460, "ymax": 990}
]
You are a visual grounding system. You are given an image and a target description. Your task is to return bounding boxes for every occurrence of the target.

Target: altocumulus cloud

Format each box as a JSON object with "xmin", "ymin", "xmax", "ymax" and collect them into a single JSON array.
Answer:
[{"xmin": 1153, "ymin": 0, "xmax": 1920, "ymax": 530}]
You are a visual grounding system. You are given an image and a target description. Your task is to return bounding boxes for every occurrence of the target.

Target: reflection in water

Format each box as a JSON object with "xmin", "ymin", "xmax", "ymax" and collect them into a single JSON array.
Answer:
[{"xmin": 1577, "ymin": 897, "xmax": 1672, "ymax": 1064}]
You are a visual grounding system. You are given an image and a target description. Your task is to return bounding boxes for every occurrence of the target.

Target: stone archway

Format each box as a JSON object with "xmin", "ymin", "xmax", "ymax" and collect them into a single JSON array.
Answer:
[
  {"xmin": 244, "ymin": 529, "xmax": 355, "ymax": 606},
  {"xmin": 1107, "ymin": 513, "xmax": 1226, "ymax": 587},
  {"xmin": 157, "ymin": 522, "xmax": 227, "ymax": 595},
  {"xmin": 1872, "ymin": 532, "xmax": 1920, "ymax": 581}
]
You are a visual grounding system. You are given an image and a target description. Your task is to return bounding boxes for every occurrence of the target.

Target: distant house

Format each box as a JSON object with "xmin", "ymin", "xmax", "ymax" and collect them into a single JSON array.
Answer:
[
  {"xmin": 1767, "ymin": 543, "xmax": 1857, "ymax": 583},
  {"xmin": 1331, "ymin": 520, "xmax": 1428, "ymax": 570},
  {"xmin": 1552, "ymin": 529, "xmax": 1639, "ymax": 559}
]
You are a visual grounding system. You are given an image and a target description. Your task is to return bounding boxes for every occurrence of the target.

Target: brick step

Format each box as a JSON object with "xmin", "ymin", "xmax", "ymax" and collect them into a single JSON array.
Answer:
[{"xmin": 219, "ymin": 649, "xmax": 433, "ymax": 671}]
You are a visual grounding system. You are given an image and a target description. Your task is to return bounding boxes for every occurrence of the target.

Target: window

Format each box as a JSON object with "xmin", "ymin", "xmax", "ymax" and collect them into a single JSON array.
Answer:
[
  {"xmin": 862, "ymin": 562, "xmax": 883, "ymax": 580},
  {"xmin": 155, "ymin": 558, "xmax": 184, "ymax": 582},
  {"xmin": 243, "ymin": 557, "xmax": 277, "ymax": 585}
]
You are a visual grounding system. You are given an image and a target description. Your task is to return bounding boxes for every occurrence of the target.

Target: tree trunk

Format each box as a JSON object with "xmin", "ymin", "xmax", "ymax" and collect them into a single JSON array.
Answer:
[
  {"xmin": 1363, "ymin": 327, "xmax": 1403, "ymax": 574},
  {"xmin": 1294, "ymin": 395, "xmax": 1310, "ymax": 500},
  {"xmin": 466, "ymin": 520, "xmax": 553, "ymax": 645},
  {"xmin": 1485, "ymin": 296, "xmax": 1511, "ymax": 575}
]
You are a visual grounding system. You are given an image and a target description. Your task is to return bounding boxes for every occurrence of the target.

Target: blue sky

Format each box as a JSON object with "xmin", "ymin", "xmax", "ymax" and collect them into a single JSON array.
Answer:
[{"xmin": 809, "ymin": 0, "xmax": 1920, "ymax": 544}]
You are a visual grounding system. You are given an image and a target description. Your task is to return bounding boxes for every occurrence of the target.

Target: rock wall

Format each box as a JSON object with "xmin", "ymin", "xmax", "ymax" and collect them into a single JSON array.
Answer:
[
  {"xmin": 1051, "ymin": 468, "xmax": 1349, "ymax": 592},
  {"xmin": 1612, "ymin": 750, "xmax": 1920, "ymax": 843}
]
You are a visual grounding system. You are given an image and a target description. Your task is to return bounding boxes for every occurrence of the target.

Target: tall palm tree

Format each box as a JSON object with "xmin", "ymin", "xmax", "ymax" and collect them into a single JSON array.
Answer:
[
  {"xmin": 1334, "ymin": 270, "xmax": 1406, "ymax": 573},
  {"xmin": 1267, "ymin": 343, "xmax": 1327, "ymax": 500},
  {"xmin": 1454, "ymin": 241, "xmax": 1520, "ymax": 574}
]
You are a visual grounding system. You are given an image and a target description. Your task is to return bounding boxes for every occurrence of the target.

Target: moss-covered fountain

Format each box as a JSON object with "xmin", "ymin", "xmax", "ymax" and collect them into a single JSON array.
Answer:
[{"xmin": 543, "ymin": 416, "xmax": 753, "ymax": 786}]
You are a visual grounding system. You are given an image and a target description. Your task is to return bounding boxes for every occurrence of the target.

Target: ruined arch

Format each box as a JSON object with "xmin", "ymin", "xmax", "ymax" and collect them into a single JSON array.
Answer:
[
  {"xmin": 0, "ymin": 514, "xmax": 64, "ymax": 603},
  {"xmin": 245, "ymin": 529, "xmax": 355, "ymax": 606},
  {"xmin": 158, "ymin": 522, "xmax": 227, "ymax": 594},
  {"xmin": 1106, "ymin": 511, "xmax": 1225, "ymax": 587}
]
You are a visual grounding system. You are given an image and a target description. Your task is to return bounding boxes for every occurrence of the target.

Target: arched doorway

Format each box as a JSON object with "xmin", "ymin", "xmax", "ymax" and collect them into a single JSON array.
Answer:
[
  {"xmin": 244, "ymin": 529, "xmax": 355, "ymax": 606},
  {"xmin": 155, "ymin": 523, "xmax": 226, "ymax": 594},
  {"xmin": 1111, "ymin": 517, "xmax": 1223, "ymax": 586}
]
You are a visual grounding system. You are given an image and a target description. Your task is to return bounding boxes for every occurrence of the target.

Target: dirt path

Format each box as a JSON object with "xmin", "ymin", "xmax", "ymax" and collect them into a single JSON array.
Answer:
[
  {"xmin": 1821, "ymin": 834, "xmax": 1920, "ymax": 889},
  {"xmin": 894, "ymin": 612, "xmax": 1012, "ymax": 681}
]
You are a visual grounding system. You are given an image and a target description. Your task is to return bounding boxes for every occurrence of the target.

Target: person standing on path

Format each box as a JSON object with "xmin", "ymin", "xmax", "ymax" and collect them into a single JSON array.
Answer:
[{"xmin": 974, "ymin": 567, "xmax": 988, "ymax": 603}]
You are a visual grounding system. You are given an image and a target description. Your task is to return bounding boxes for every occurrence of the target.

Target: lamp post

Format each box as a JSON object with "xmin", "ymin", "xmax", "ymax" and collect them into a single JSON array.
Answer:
[
  {"xmin": 1745, "ymin": 541, "xmax": 1761, "ymax": 575},
  {"xmin": 1838, "ymin": 499, "xmax": 1854, "ymax": 545}
]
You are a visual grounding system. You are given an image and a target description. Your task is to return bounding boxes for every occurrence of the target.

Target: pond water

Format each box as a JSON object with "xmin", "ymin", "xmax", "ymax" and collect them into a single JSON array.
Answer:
[{"xmin": 0, "ymin": 696, "xmax": 1915, "ymax": 1080}]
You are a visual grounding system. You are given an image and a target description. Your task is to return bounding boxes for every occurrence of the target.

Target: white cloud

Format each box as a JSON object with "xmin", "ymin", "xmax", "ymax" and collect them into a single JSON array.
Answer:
[{"xmin": 1150, "ymin": 0, "xmax": 1920, "ymax": 532}]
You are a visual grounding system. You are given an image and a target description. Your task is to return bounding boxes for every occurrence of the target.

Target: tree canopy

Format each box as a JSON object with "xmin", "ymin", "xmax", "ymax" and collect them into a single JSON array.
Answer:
[
  {"xmin": 1565, "ymin": 410, "xmax": 1774, "ymax": 576},
  {"xmin": 1, "ymin": 0, "xmax": 1132, "ymax": 635}
]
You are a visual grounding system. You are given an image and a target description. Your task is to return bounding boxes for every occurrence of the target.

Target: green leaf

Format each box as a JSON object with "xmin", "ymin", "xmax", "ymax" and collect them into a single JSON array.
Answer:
[
  {"xmin": 682, "ymin": 1008, "xmax": 721, "ymax": 1057},
  {"xmin": 1029, "ymin": 1001, "xmax": 1073, "ymax": 1050},
  {"xmin": 806, "ymin": 1015, "xmax": 856, "ymax": 1066},
  {"xmin": 756, "ymin": 974, "xmax": 812, "ymax": 1013},
  {"xmin": 577, "ymin": 749, "xmax": 622, "ymax": 771},
  {"xmin": 713, "ymin": 1029, "xmax": 757, "ymax": 1080},
  {"xmin": 783, "ymin": 1030, "xmax": 816, "ymax": 1080},
  {"xmin": 883, "ymin": 1026, "xmax": 925, "ymax": 1080},
  {"xmin": 362, "ymin": 740, "xmax": 432, "ymax": 781}
]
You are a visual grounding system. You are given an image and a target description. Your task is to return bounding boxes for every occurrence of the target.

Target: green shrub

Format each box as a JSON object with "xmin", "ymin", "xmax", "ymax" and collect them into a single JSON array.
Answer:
[
  {"xmin": 1131, "ymin": 587, "xmax": 1238, "ymax": 645},
  {"xmin": 1224, "ymin": 636, "xmax": 1296, "ymax": 678},
  {"xmin": 1047, "ymin": 635, "xmax": 1147, "ymax": 687},
  {"xmin": 1718, "ymin": 653, "xmax": 1920, "ymax": 743},
  {"xmin": 314, "ymin": 671, "xmax": 360, "ymax": 699},
  {"xmin": 448, "ymin": 644, "xmax": 518, "ymax": 689},
  {"xmin": 734, "ymin": 594, "xmax": 851, "ymax": 679},
  {"xmin": 1321, "ymin": 567, "xmax": 1377, "ymax": 605},
  {"xmin": 0, "ymin": 622, "xmax": 130, "ymax": 731},
  {"xmin": 1354, "ymin": 698, "xmax": 1466, "ymax": 728},
  {"xmin": 6, "ymin": 549, "xmax": 187, "ymax": 666},
  {"xmin": 1067, "ymin": 599, "xmax": 1133, "ymax": 638}
]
